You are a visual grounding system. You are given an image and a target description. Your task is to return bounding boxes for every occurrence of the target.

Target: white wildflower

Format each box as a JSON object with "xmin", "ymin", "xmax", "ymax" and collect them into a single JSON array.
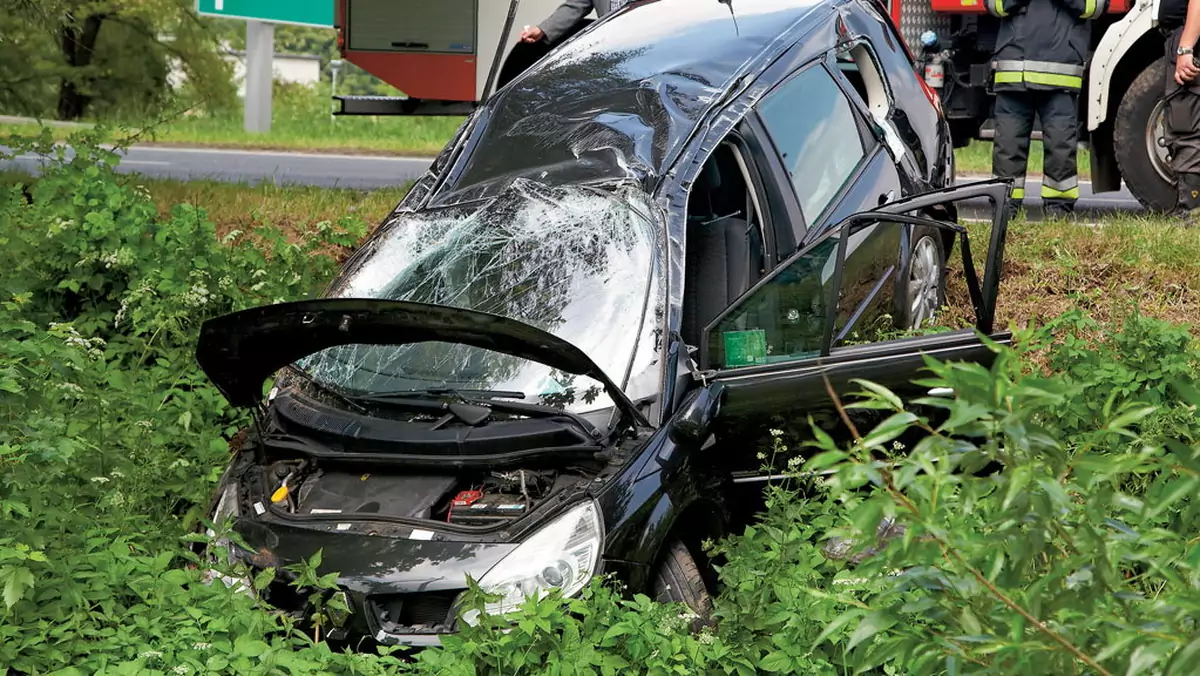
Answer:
[
  {"xmin": 172, "ymin": 666, "xmax": 189, "ymax": 675},
  {"xmin": 192, "ymin": 642, "xmax": 212, "ymax": 651},
  {"xmin": 138, "ymin": 650, "xmax": 163, "ymax": 659},
  {"xmin": 89, "ymin": 476, "xmax": 110, "ymax": 484},
  {"xmin": 109, "ymin": 470, "xmax": 124, "ymax": 478},
  {"xmin": 182, "ymin": 282, "xmax": 212, "ymax": 308}
]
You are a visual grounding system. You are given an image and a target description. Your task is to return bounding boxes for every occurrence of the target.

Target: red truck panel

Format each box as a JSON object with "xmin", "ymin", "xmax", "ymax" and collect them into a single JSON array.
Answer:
[
  {"xmin": 928, "ymin": 0, "xmax": 1129, "ymax": 12},
  {"xmin": 335, "ymin": 0, "xmax": 476, "ymax": 102}
]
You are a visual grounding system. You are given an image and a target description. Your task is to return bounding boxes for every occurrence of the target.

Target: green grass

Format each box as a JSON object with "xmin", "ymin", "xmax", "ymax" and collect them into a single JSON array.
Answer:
[
  {"xmin": 1, "ymin": 84, "xmax": 465, "ymax": 156},
  {"xmin": 950, "ymin": 211, "xmax": 1200, "ymax": 340},
  {"xmin": 1, "ymin": 168, "xmax": 408, "ymax": 242},
  {"xmin": 0, "ymin": 117, "xmax": 462, "ymax": 156},
  {"xmin": 955, "ymin": 139, "xmax": 1093, "ymax": 179}
]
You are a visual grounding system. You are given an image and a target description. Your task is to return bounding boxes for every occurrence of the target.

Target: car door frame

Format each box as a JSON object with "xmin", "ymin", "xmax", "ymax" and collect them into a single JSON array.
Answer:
[
  {"xmin": 693, "ymin": 179, "xmax": 1011, "ymax": 419},
  {"xmin": 734, "ymin": 49, "xmax": 909, "ymax": 258}
]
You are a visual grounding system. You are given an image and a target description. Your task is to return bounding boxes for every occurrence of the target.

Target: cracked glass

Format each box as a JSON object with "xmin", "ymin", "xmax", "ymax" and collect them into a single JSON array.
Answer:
[{"xmin": 298, "ymin": 179, "xmax": 665, "ymax": 416}]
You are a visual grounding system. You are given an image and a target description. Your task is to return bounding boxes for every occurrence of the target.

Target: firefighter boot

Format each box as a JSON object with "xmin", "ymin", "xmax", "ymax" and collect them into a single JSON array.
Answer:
[{"xmin": 1177, "ymin": 173, "xmax": 1200, "ymax": 227}]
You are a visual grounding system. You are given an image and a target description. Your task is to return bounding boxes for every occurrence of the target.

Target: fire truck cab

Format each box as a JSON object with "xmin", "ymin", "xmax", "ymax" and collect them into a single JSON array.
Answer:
[{"xmin": 333, "ymin": 0, "xmax": 571, "ymax": 116}]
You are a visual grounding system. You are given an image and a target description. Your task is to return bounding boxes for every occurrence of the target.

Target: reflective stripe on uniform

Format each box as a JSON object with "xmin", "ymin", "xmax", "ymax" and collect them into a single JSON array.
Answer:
[
  {"xmin": 985, "ymin": 0, "xmax": 1007, "ymax": 16},
  {"xmin": 1041, "ymin": 185, "xmax": 1080, "ymax": 199},
  {"xmin": 992, "ymin": 60, "xmax": 1084, "ymax": 88},
  {"xmin": 995, "ymin": 174, "xmax": 1026, "ymax": 199},
  {"xmin": 1042, "ymin": 175, "xmax": 1078, "ymax": 192},
  {"xmin": 1082, "ymin": 0, "xmax": 1099, "ymax": 18}
]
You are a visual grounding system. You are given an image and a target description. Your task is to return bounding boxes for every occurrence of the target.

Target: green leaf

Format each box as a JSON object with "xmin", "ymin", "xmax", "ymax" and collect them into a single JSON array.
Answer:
[
  {"xmin": 847, "ymin": 610, "xmax": 897, "ymax": 651},
  {"xmin": 850, "ymin": 379, "xmax": 904, "ymax": 411},
  {"xmin": 759, "ymin": 651, "xmax": 794, "ymax": 672},
  {"xmin": 253, "ymin": 567, "xmax": 276, "ymax": 591},
  {"xmin": 812, "ymin": 609, "xmax": 862, "ymax": 648},
  {"xmin": 859, "ymin": 412, "xmax": 918, "ymax": 450},
  {"xmin": 2, "ymin": 566, "xmax": 35, "ymax": 609},
  {"xmin": 1166, "ymin": 636, "xmax": 1200, "ymax": 676}
]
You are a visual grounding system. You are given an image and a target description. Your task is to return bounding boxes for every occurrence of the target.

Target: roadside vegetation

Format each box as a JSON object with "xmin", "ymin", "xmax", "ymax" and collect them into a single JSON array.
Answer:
[{"xmin": 3, "ymin": 129, "xmax": 1200, "ymax": 675}]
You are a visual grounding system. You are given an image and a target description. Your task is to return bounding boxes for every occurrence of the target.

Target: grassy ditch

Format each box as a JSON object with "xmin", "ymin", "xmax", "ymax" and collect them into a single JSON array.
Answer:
[{"xmin": 1, "ymin": 133, "xmax": 1199, "ymax": 675}]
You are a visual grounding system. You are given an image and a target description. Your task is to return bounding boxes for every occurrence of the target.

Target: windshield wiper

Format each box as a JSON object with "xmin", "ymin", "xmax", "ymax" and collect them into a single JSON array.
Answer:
[
  {"xmin": 367, "ymin": 388, "xmax": 526, "ymax": 400},
  {"xmin": 356, "ymin": 390, "xmax": 602, "ymax": 440}
]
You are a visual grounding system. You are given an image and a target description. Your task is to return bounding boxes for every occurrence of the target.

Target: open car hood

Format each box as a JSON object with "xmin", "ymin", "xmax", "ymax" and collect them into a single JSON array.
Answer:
[{"xmin": 195, "ymin": 299, "xmax": 650, "ymax": 427}]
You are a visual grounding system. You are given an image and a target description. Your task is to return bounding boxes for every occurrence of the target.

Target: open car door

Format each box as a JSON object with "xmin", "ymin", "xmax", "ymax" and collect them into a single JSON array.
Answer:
[{"xmin": 664, "ymin": 179, "xmax": 1011, "ymax": 455}]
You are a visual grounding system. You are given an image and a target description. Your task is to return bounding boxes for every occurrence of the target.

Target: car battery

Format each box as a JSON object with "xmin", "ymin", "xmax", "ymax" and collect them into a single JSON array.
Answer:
[{"xmin": 447, "ymin": 491, "xmax": 528, "ymax": 526}]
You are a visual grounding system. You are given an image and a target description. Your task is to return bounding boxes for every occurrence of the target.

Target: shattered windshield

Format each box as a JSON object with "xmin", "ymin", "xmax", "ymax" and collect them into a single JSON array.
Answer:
[{"xmin": 298, "ymin": 179, "xmax": 664, "ymax": 416}]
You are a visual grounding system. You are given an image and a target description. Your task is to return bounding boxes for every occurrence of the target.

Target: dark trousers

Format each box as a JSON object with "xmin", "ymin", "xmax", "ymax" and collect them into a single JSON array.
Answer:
[
  {"xmin": 991, "ymin": 89, "xmax": 1080, "ymax": 215},
  {"xmin": 1163, "ymin": 27, "xmax": 1200, "ymax": 211}
]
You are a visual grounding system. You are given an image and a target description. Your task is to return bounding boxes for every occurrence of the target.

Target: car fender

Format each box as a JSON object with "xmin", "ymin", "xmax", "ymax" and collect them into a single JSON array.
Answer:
[
  {"xmin": 1088, "ymin": 0, "xmax": 1157, "ymax": 131},
  {"xmin": 629, "ymin": 491, "xmax": 727, "ymax": 586}
]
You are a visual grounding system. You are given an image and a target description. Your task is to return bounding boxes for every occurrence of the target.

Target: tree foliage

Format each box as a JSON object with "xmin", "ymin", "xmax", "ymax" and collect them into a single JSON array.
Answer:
[{"xmin": 0, "ymin": 0, "xmax": 235, "ymax": 121}]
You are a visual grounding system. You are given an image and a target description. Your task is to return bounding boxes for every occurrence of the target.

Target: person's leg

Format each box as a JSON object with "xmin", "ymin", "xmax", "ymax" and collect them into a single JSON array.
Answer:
[
  {"xmin": 1167, "ymin": 87, "xmax": 1200, "ymax": 224},
  {"xmin": 1160, "ymin": 27, "xmax": 1200, "ymax": 224},
  {"xmin": 1038, "ymin": 90, "xmax": 1081, "ymax": 219},
  {"xmin": 991, "ymin": 91, "xmax": 1035, "ymax": 221}
]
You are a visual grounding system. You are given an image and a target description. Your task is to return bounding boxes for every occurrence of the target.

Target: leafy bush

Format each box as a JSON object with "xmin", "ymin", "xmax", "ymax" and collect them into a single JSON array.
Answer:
[{"xmin": 3, "ymin": 129, "xmax": 1200, "ymax": 675}]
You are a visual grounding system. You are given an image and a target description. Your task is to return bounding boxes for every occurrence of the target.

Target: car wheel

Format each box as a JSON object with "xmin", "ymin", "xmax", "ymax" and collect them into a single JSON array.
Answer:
[
  {"xmin": 1114, "ymin": 59, "xmax": 1177, "ymax": 213},
  {"xmin": 651, "ymin": 539, "xmax": 714, "ymax": 631},
  {"xmin": 897, "ymin": 226, "xmax": 947, "ymax": 331}
]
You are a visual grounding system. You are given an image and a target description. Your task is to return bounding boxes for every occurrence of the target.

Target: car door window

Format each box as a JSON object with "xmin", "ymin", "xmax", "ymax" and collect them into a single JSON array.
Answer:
[
  {"xmin": 705, "ymin": 230, "xmax": 842, "ymax": 369},
  {"xmin": 699, "ymin": 179, "xmax": 1016, "ymax": 372},
  {"xmin": 755, "ymin": 64, "xmax": 867, "ymax": 226}
]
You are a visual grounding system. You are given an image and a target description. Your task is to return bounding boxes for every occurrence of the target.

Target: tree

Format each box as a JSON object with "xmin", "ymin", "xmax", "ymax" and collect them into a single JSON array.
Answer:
[{"xmin": 0, "ymin": 0, "xmax": 234, "ymax": 121}]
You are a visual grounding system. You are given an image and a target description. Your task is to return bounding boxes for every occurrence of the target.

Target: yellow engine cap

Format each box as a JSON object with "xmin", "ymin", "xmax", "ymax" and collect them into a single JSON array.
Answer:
[{"xmin": 270, "ymin": 486, "xmax": 289, "ymax": 503}]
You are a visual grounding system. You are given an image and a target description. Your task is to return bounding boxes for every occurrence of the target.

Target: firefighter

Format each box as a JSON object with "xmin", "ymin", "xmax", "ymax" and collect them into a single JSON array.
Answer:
[
  {"xmin": 1159, "ymin": 0, "xmax": 1200, "ymax": 223},
  {"xmin": 985, "ymin": 0, "xmax": 1108, "ymax": 220}
]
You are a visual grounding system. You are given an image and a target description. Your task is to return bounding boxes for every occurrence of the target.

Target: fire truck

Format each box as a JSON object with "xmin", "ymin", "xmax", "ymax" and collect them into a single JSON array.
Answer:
[{"xmin": 333, "ymin": 0, "xmax": 1178, "ymax": 211}]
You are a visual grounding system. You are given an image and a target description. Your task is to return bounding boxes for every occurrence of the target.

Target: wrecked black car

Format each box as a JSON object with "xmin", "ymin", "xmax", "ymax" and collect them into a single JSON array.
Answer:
[{"xmin": 193, "ymin": 0, "xmax": 1013, "ymax": 647}]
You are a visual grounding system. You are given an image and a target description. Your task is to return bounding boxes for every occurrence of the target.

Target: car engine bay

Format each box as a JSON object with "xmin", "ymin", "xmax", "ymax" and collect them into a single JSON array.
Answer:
[{"xmin": 260, "ymin": 459, "xmax": 592, "ymax": 528}]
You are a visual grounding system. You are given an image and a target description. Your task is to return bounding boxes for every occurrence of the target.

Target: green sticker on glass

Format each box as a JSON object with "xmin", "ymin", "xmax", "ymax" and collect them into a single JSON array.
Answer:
[{"xmin": 723, "ymin": 329, "xmax": 767, "ymax": 367}]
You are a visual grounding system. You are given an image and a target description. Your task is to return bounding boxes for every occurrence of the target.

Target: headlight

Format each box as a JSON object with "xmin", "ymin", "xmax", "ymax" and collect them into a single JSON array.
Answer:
[
  {"xmin": 201, "ymin": 481, "xmax": 255, "ymax": 596},
  {"xmin": 207, "ymin": 481, "xmax": 240, "ymax": 536},
  {"xmin": 461, "ymin": 500, "xmax": 602, "ymax": 625}
]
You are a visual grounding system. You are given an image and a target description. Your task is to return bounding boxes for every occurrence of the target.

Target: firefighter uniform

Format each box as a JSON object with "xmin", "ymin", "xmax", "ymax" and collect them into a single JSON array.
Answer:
[
  {"xmin": 985, "ymin": 0, "xmax": 1108, "ymax": 218},
  {"xmin": 1159, "ymin": 0, "xmax": 1200, "ymax": 221}
]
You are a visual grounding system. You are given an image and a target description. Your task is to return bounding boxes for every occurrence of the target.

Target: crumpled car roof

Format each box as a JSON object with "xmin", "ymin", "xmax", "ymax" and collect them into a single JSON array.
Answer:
[{"xmin": 437, "ymin": 0, "xmax": 831, "ymax": 201}]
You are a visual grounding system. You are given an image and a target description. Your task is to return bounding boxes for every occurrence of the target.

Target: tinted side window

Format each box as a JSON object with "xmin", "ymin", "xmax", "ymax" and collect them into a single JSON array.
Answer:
[
  {"xmin": 755, "ymin": 65, "xmax": 866, "ymax": 224},
  {"xmin": 706, "ymin": 232, "xmax": 841, "ymax": 369}
]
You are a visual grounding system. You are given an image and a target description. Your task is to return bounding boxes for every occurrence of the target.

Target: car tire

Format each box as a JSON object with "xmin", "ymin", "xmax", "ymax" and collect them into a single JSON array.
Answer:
[
  {"xmin": 1114, "ymin": 59, "xmax": 1177, "ymax": 213},
  {"xmin": 896, "ymin": 226, "xmax": 947, "ymax": 331},
  {"xmin": 651, "ymin": 539, "xmax": 715, "ymax": 631}
]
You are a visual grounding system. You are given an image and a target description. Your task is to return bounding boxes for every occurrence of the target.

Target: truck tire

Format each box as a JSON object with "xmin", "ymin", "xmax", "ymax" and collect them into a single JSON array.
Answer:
[
  {"xmin": 1114, "ymin": 59, "xmax": 1177, "ymax": 212},
  {"xmin": 651, "ymin": 539, "xmax": 714, "ymax": 632}
]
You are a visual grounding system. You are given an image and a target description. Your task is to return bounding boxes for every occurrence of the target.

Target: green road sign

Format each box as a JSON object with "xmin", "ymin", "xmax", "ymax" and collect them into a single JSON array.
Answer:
[{"xmin": 196, "ymin": 0, "xmax": 333, "ymax": 28}]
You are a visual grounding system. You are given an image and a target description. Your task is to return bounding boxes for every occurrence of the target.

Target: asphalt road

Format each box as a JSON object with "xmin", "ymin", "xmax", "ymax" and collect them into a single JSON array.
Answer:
[
  {"xmin": 3, "ymin": 145, "xmax": 433, "ymax": 191},
  {"xmin": 2, "ymin": 143, "xmax": 1144, "ymax": 219}
]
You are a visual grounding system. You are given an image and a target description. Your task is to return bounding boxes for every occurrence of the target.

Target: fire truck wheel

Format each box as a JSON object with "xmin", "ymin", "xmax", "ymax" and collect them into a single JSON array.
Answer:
[{"xmin": 1114, "ymin": 59, "xmax": 1177, "ymax": 213}]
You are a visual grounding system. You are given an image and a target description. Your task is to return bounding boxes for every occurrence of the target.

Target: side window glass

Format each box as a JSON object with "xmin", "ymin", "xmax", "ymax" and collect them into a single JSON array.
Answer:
[
  {"xmin": 703, "ymin": 215, "xmax": 988, "ymax": 371},
  {"xmin": 755, "ymin": 64, "xmax": 866, "ymax": 224},
  {"xmin": 831, "ymin": 222, "xmax": 902, "ymax": 343},
  {"xmin": 706, "ymin": 232, "xmax": 841, "ymax": 369}
]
